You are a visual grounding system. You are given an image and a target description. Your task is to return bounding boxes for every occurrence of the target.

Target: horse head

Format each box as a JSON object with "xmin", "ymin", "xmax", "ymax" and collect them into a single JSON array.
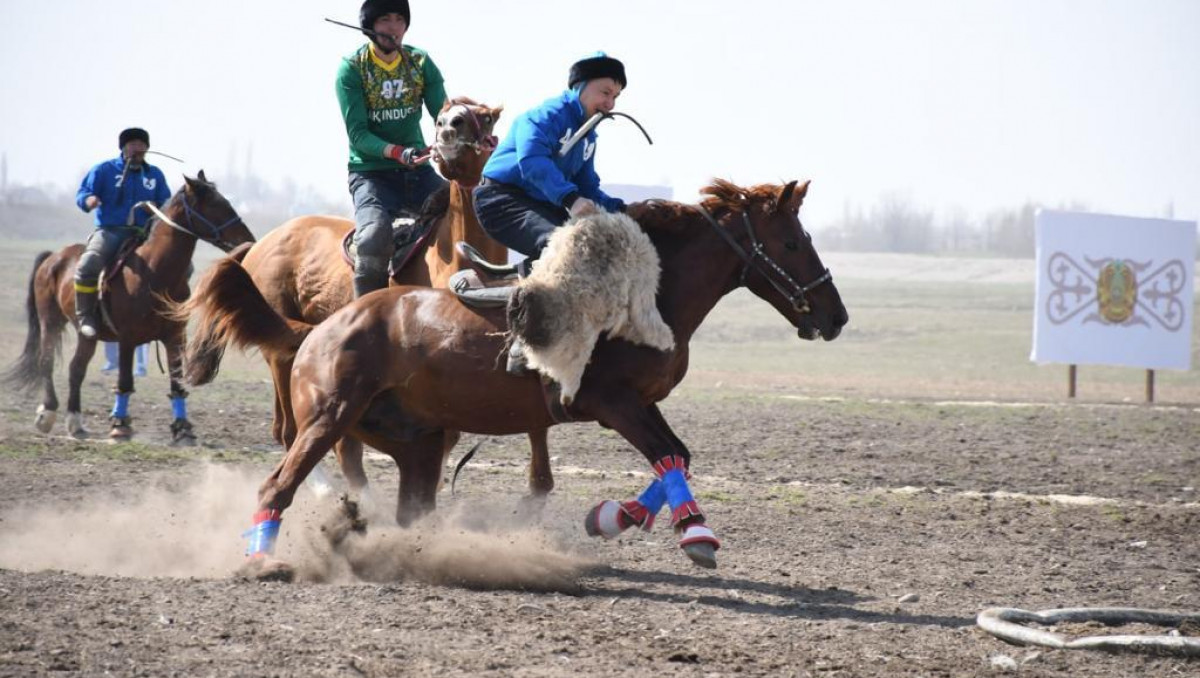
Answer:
[
  {"xmin": 700, "ymin": 179, "xmax": 848, "ymax": 341},
  {"xmin": 432, "ymin": 97, "xmax": 503, "ymax": 185},
  {"xmin": 173, "ymin": 170, "xmax": 257, "ymax": 252}
]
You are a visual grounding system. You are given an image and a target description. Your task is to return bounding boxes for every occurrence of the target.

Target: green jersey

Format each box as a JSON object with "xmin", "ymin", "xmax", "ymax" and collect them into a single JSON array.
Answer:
[{"xmin": 336, "ymin": 43, "xmax": 447, "ymax": 172}]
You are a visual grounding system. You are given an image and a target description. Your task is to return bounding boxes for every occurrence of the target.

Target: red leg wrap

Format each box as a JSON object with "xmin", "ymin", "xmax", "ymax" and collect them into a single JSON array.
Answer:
[
  {"xmin": 619, "ymin": 500, "xmax": 656, "ymax": 531},
  {"xmin": 670, "ymin": 500, "xmax": 704, "ymax": 527},
  {"xmin": 652, "ymin": 454, "xmax": 691, "ymax": 480}
]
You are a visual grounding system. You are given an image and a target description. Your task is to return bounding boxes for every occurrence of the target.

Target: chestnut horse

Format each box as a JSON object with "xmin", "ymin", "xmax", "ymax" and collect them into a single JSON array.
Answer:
[
  {"xmin": 188, "ymin": 178, "xmax": 847, "ymax": 575},
  {"xmin": 182, "ymin": 100, "xmax": 561, "ymax": 497},
  {"xmin": 3, "ymin": 172, "xmax": 255, "ymax": 442}
]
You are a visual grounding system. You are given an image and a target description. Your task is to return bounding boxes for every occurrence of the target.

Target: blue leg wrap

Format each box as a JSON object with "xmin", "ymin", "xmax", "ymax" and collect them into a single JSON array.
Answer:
[
  {"xmin": 661, "ymin": 469, "xmax": 695, "ymax": 511},
  {"xmin": 636, "ymin": 479, "xmax": 667, "ymax": 514},
  {"xmin": 243, "ymin": 511, "xmax": 282, "ymax": 557},
  {"xmin": 111, "ymin": 392, "xmax": 131, "ymax": 419},
  {"xmin": 171, "ymin": 396, "xmax": 188, "ymax": 420}
]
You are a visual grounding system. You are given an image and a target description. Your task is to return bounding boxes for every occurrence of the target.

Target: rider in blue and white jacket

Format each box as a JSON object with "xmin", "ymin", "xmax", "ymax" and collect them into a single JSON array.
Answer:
[
  {"xmin": 473, "ymin": 52, "xmax": 627, "ymax": 275},
  {"xmin": 73, "ymin": 127, "xmax": 172, "ymax": 338}
]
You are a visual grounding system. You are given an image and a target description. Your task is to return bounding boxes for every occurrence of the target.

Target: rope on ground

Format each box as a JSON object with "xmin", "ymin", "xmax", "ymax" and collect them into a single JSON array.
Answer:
[{"xmin": 977, "ymin": 607, "xmax": 1200, "ymax": 657}]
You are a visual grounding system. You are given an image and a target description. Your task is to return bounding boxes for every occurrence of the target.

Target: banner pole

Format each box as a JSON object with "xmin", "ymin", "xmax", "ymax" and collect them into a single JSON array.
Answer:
[
  {"xmin": 1145, "ymin": 369, "xmax": 1155, "ymax": 403},
  {"xmin": 1067, "ymin": 364, "xmax": 1077, "ymax": 398}
]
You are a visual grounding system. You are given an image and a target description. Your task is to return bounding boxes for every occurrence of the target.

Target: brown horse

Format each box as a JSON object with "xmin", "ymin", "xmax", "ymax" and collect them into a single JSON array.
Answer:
[
  {"xmin": 3, "ymin": 172, "xmax": 255, "ymax": 442},
  {"xmin": 181, "ymin": 100, "xmax": 562, "ymax": 498},
  {"xmin": 189, "ymin": 178, "xmax": 847, "ymax": 574}
]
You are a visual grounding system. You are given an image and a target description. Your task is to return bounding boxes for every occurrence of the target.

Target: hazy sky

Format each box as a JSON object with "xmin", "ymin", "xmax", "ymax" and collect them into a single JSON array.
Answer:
[{"xmin": 2, "ymin": 0, "xmax": 1197, "ymax": 226}]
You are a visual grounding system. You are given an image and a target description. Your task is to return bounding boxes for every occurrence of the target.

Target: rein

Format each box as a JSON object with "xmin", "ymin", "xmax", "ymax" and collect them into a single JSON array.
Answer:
[
  {"xmin": 696, "ymin": 207, "xmax": 832, "ymax": 314},
  {"xmin": 138, "ymin": 195, "xmax": 245, "ymax": 252},
  {"xmin": 432, "ymin": 104, "xmax": 498, "ymax": 164}
]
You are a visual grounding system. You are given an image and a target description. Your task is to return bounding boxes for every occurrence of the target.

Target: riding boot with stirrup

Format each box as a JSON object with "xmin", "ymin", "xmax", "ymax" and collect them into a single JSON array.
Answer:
[
  {"xmin": 352, "ymin": 255, "xmax": 389, "ymax": 299},
  {"xmin": 75, "ymin": 287, "xmax": 100, "ymax": 339}
]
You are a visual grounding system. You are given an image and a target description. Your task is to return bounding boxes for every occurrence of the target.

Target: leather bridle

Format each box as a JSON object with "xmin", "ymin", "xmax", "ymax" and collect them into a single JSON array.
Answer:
[{"xmin": 697, "ymin": 206, "xmax": 832, "ymax": 314}]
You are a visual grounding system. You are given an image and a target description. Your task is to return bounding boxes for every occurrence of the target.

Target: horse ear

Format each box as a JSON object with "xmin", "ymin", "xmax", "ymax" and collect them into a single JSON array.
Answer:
[
  {"xmin": 197, "ymin": 169, "xmax": 208, "ymax": 183},
  {"xmin": 490, "ymin": 105, "xmax": 504, "ymax": 122},
  {"xmin": 778, "ymin": 180, "xmax": 810, "ymax": 214}
]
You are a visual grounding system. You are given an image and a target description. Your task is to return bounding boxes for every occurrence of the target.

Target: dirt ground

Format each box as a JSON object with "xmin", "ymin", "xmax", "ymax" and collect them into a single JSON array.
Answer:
[{"xmin": 0, "ymin": 361, "xmax": 1197, "ymax": 677}]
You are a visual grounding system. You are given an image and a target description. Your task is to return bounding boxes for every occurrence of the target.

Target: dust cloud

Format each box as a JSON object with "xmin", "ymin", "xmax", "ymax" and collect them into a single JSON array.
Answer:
[{"xmin": 0, "ymin": 464, "xmax": 591, "ymax": 592}]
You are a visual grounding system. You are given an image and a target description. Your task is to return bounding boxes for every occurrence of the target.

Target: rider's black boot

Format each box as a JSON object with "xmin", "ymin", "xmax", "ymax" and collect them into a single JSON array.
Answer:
[{"xmin": 75, "ymin": 287, "xmax": 100, "ymax": 339}]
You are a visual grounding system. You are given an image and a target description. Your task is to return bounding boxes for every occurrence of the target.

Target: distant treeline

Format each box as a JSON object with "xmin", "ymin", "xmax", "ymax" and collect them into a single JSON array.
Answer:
[{"xmin": 820, "ymin": 195, "xmax": 1085, "ymax": 258}]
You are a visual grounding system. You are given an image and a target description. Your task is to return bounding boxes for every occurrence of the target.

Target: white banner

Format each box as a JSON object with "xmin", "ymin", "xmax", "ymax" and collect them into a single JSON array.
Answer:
[{"xmin": 1031, "ymin": 209, "xmax": 1196, "ymax": 370}]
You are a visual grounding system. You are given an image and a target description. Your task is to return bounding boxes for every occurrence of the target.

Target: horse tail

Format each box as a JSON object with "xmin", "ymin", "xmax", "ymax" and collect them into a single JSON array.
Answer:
[
  {"xmin": 2, "ymin": 251, "xmax": 55, "ymax": 392},
  {"xmin": 175, "ymin": 254, "xmax": 313, "ymax": 386}
]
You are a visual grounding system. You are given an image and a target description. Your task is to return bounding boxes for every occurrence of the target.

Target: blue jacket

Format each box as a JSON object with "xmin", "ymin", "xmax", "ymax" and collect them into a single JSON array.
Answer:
[
  {"xmin": 76, "ymin": 157, "xmax": 171, "ymax": 229},
  {"xmin": 482, "ymin": 89, "xmax": 625, "ymax": 212}
]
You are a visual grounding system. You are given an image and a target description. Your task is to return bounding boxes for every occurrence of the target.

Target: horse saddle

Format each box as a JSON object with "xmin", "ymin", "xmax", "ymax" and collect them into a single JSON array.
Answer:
[
  {"xmin": 448, "ymin": 242, "xmax": 520, "ymax": 308},
  {"xmin": 341, "ymin": 217, "xmax": 435, "ymax": 279},
  {"xmin": 95, "ymin": 234, "xmax": 148, "ymax": 334}
]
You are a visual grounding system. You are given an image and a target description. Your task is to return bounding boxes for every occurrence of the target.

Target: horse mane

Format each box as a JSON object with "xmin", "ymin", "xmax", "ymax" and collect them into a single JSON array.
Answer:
[
  {"xmin": 418, "ymin": 184, "xmax": 452, "ymax": 228},
  {"xmin": 629, "ymin": 179, "xmax": 778, "ymax": 235},
  {"xmin": 699, "ymin": 179, "xmax": 780, "ymax": 215}
]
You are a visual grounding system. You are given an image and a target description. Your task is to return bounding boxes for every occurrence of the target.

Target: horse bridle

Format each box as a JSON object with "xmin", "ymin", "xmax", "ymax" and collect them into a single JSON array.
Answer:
[
  {"xmin": 697, "ymin": 206, "xmax": 832, "ymax": 314},
  {"xmin": 137, "ymin": 193, "xmax": 246, "ymax": 252},
  {"xmin": 435, "ymin": 104, "xmax": 498, "ymax": 157}
]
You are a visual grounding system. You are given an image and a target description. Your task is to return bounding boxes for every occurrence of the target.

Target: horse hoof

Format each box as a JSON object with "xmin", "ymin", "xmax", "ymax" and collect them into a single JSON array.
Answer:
[
  {"xmin": 66, "ymin": 412, "xmax": 87, "ymax": 439},
  {"xmin": 109, "ymin": 417, "xmax": 133, "ymax": 442},
  {"xmin": 236, "ymin": 556, "xmax": 295, "ymax": 583},
  {"xmin": 682, "ymin": 542, "xmax": 718, "ymax": 569},
  {"xmin": 680, "ymin": 523, "xmax": 720, "ymax": 569},
  {"xmin": 34, "ymin": 406, "xmax": 57, "ymax": 433},
  {"xmin": 170, "ymin": 419, "xmax": 197, "ymax": 447}
]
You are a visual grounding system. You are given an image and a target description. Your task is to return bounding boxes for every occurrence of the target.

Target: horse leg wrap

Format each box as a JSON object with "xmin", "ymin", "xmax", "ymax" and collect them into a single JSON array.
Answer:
[
  {"xmin": 170, "ymin": 396, "xmax": 188, "ymax": 420},
  {"xmin": 623, "ymin": 478, "xmax": 666, "ymax": 531},
  {"xmin": 654, "ymin": 455, "xmax": 720, "ymax": 551},
  {"xmin": 243, "ymin": 509, "xmax": 282, "ymax": 558},
  {"xmin": 110, "ymin": 392, "xmax": 132, "ymax": 419},
  {"xmin": 585, "ymin": 479, "xmax": 666, "ymax": 539}
]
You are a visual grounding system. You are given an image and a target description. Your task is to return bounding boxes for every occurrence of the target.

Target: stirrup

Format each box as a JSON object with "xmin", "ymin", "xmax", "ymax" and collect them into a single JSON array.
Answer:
[
  {"xmin": 455, "ymin": 241, "xmax": 518, "ymax": 280},
  {"xmin": 448, "ymin": 269, "xmax": 515, "ymax": 309}
]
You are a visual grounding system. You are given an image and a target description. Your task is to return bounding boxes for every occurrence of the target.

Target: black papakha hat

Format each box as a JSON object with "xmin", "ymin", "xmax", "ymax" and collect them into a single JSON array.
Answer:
[
  {"xmin": 118, "ymin": 128, "xmax": 149, "ymax": 149},
  {"xmin": 360, "ymin": 0, "xmax": 411, "ymax": 34},
  {"xmin": 568, "ymin": 52, "xmax": 627, "ymax": 90}
]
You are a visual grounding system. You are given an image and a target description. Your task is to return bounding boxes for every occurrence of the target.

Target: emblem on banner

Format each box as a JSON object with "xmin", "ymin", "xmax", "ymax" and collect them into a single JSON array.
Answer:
[
  {"xmin": 1046, "ymin": 253, "xmax": 1186, "ymax": 331},
  {"xmin": 1096, "ymin": 260, "xmax": 1136, "ymax": 323}
]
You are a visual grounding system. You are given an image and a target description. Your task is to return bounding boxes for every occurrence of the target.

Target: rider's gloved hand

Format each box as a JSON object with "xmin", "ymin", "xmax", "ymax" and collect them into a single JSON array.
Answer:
[
  {"xmin": 384, "ymin": 144, "xmax": 429, "ymax": 166},
  {"xmin": 84, "ymin": 195, "xmax": 101, "ymax": 211}
]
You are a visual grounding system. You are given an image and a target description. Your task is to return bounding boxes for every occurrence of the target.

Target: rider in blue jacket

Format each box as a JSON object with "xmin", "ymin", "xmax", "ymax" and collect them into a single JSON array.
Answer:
[
  {"xmin": 473, "ymin": 52, "xmax": 627, "ymax": 272},
  {"xmin": 472, "ymin": 52, "xmax": 628, "ymax": 373},
  {"xmin": 74, "ymin": 127, "xmax": 171, "ymax": 338}
]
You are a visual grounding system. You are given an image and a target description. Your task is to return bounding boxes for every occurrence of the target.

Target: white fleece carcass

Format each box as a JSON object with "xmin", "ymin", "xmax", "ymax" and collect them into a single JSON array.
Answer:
[{"xmin": 510, "ymin": 211, "xmax": 675, "ymax": 405}]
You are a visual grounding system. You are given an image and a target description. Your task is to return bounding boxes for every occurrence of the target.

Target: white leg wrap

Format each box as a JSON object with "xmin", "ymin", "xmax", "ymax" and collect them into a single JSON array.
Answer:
[
  {"xmin": 679, "ymin": 524, "xmax": 720, "ymax": 550},
  {"xmin": 588, "ymin": 500, "xmax": 625, "ymax": 539}
]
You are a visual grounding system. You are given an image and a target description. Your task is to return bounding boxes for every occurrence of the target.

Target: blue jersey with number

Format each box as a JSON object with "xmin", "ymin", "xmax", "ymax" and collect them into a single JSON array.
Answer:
[{"xmin": 75, "ymin": 156, "xmax": 171, "ymax": 229}]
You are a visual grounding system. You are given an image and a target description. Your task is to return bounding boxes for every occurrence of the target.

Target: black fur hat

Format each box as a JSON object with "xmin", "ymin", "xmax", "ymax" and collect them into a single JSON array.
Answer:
[
  {"xmin": 568, "ymin": 52, "xmax": 627, "ymax": 90},
  {"xmin": 118, "ymin": 127, "xmax": 149, "ymax": 149},
  {"xmin": 360, "ymin": 0, "xmax": 411, "ymax": 34}
]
